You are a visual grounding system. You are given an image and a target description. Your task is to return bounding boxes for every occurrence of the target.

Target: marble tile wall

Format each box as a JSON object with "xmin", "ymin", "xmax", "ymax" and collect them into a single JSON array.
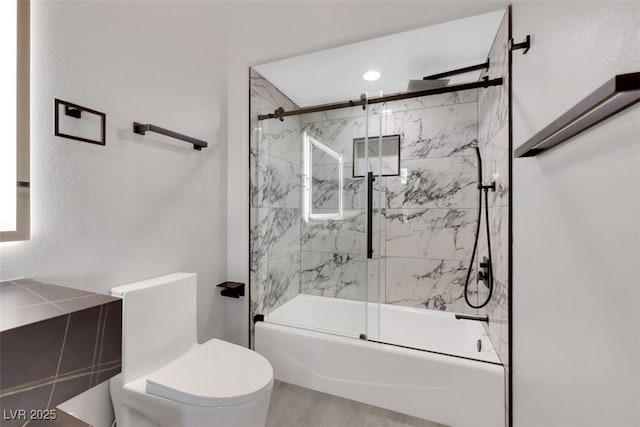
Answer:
[
  {"xmin": 381, "ymin": 96, "xmax": 480, "ymax": 314},
  {"xmin": 298, "ymin": 106, "xmax": 368, "ymax": 303},
  {"xmin": 477, "ymin": 7, "xmax": 510, "ymax": 394},
  {"xmin": 299, "ymin": 89, "xmax": 482, "ymax": 314},
  {"xmin": 249, "ymin": 69, "xmax": 302, "ymax": 335}
]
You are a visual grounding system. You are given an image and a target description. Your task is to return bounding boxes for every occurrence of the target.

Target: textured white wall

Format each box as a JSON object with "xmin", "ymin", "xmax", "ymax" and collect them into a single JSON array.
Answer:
[
  {"xmin": 225, "ymin": 0, "xmax": 508, "ymax": 347},
  {"xmin": 0, "ymin": 1, "xmax": 229, "ymax": 343},
  {"xmin": 512, "ymin": 2, "xmax": 640, "ymax": 426}
]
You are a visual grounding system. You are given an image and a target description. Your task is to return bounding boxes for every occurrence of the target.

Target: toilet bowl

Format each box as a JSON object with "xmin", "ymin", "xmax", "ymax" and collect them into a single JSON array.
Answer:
[{"xmin": 109, "ymin": 273, "xmax": 273, "ymax": 427}]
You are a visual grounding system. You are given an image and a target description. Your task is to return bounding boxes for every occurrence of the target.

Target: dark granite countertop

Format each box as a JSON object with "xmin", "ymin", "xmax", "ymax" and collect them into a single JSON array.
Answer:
[
  {"xmin": 0, "ymin": 279, "xmax": 122, "ymax": 427},
  {"xmin": 0, "ymin": 279, "xmax": 119, "ymax": 332}
]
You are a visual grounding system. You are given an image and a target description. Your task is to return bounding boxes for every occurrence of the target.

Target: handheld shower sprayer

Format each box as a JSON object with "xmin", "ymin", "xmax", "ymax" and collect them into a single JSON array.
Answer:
[
  {"xmin": 463, "ymin": 139, "xmax": 495, "ymax": 310},
  {"xmin": 474, "ymin": 145, "xmax": 483, "ymax": 187}
]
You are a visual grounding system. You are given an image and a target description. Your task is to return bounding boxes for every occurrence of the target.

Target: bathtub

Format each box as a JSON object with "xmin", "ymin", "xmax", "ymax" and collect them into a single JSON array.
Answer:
[{"xmin": 255, "ymin": 294, "xmax": 505, "ymax": 427}]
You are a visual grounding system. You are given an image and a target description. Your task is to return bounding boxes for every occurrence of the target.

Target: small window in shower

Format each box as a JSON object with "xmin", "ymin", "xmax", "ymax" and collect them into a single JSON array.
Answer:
[{"xmin": 353, "ymin": 134, "xmax": 401, "ymax": 178}]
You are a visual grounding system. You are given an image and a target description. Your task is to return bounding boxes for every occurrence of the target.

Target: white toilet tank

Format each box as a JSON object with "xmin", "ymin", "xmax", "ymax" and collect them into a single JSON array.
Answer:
[{"xmin": 111, "ymin": 273, "xmax": 198, "ymax": 383}]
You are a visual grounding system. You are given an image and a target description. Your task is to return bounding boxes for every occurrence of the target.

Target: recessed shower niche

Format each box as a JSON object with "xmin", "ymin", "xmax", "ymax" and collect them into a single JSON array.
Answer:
[
  {"xmin": 249, "ymin": 7, "xmax": 513, "ymax": 426},
  {"xmin": 353, "ymin": 134, "xmax": 400, "ymax": 178}
]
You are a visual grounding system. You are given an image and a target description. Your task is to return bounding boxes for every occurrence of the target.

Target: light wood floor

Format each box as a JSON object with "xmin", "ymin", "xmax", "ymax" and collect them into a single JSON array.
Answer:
[{"xmin": 266, "ymin": 381, "xmax": 447, "ymax": 427}]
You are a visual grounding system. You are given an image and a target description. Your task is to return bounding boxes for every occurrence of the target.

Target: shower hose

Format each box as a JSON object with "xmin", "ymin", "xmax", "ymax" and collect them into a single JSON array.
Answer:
[{"xmin": 463, "ymin": 161, "xmax": 494, "ymax": 310}]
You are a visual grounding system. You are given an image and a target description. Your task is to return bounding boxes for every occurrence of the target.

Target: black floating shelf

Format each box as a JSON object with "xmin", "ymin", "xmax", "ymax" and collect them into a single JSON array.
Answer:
[
  {"xmin": 217, "ymin": 281, "xmax": 245, "ymax": 298},
  {"xmin": 515, "ymin": 72, "xmax": 640, "ymax": 157}
]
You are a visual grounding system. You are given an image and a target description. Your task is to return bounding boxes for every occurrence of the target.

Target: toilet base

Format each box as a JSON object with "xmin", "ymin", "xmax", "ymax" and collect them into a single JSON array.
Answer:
[{"xmin": 110, "ymin": 374, "xmax": 273, "ymax": 427}]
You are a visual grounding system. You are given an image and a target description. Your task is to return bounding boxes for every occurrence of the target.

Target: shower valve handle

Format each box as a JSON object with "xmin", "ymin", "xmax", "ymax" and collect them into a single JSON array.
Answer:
[{"xmin": 478, "ymin": 256, "xmax": 492, "ymax": 285}]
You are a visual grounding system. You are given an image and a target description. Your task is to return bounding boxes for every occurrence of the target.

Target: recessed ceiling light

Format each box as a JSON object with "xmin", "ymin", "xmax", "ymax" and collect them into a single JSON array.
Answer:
[{"xmin": 363, "ymin": 70, "xmax": 381, "ymax": 81}]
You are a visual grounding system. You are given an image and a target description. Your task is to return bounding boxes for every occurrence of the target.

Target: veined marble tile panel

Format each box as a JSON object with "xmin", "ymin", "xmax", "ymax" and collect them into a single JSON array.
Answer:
[
  {"xmin": 250, "ymin": 69, "xmax": 303, "ymax": 346},
  {"xmin": 261, "ymin": 115, "xmax": 302, "ymax": 164},
  {"xmin": 487, "ymin": 276, "xmax": 508, "ymax": 365},
  {"xmin": 385, "ymin": 208, "xmax": 476, "ymax": 261},
  {"xmin": 250, "ymin": 209, "xmax": 301, "ymax": 305},
  {"xmin": 483, "ymin": 125, "xmax": 509, "ymax": 208},
  {"xmin": 250, "ymin": 255, "xmax": 301, "ymax": 342},
  {"xmin": 253, "ymin": 151, "xmax": 271, "ymax": 208},
  {"xmin": 310, "ymin": 164, "xmax": 340, "ymax": 211},
  {"xmin": 265, "ymin": 253, "xmax": 301, "ymax": 312},
  {"xmin": 385, "ymin": 257, "xmax": 475, "ymax": 314},
  {"xmin": 302, "ymin": 103, "xmax": 476, "ymax": 168},
  {"xmin": 383, "ymin": 90, "xmax": 478, "ymax": 114},
  {"xmin": 299, "ymin": 90, "xmax": 478, "ymax": 124},
  {"xmin": 251, "ymin": 88, "xmax": 278, "ymax": 141},
  {"xmin": 251, "ymin": 84, "xmax": 294, "ymax": 158},
  {"xmin": 487, "ymin": 276, "xmax": 507, "ymax": 328},
  {"xmin": 378, "ymin": 103, "xmax": 478, "ymax": 160},
  {"xmin": 386, "ymin": 156, "xmax": 477, "ymax": 209},
  {"xmin": 250, "ymin": 98, "xmax": 266, "ymax": 158},
  {"xmin": 303, "ymin": 118, "xmax": 366, "ymax": 165},
  {"xmin": 266, "ymin": 208, "xmax": 301, "ymax": 260},
  {"xmin": 301, "ymin": 210, "xmax": 366, "ymax": 255},
  {"xmin": 490, "ymin": 206, "xmax": 508, "ymax": 288},
  {"xmin": 478, "ymin": 11, "xmax": 509, "ymax": 145},
  {"xmin": 251, "ymin": 68, "xmax": 298, "ymax": 113},
  {"xmin": 250, "ymin": 258, "xmax": 268, "ymax": 318},
  {"xmin": 478, "ymin": 205, "xmax": 508, "ymax": 311},
  {"xmin": 476, "ymin": 206, "xmax": 508, "ymax": 364},
  {"xmin": 300, "ymin": 251, "xmax": 366, "ymax": 301},
  {"xmin": 250, "ymin": 207, "xmax": 267, "ymax": 267},
  {"xmin": 251, "ymin": 133, "xmax": 302, "ymax": 209},
  {"xmin": 256, "ymin": 155, "xmax": 301, "ymax": 209},
  {"xmin": 250, "ymin": 147, "xmax": 259, "ymax": 208},
  {"xmin": 299, "ymin": 105, "xmax": 372, "ymax": 125},
  {"xmin": 310, "ymin": 163, "xmax": 366, "ymax": 210}
]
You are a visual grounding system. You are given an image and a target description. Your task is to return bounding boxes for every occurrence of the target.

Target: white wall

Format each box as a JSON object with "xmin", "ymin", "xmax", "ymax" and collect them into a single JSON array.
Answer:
[
  {"xmin": 512, "ymin": 2, "xmax": 640, "ymax": 426},
  {"xmin": 0, "ymin": 1, "xmax": 229, "ymax": 343},
  {"xmin": 225, "ymin": 0, "xmax": 508, "ymax": 347}
]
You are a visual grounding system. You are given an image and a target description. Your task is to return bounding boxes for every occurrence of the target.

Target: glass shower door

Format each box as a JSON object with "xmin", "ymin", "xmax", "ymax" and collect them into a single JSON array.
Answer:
[
  {"xmin": 262, "ymin": 104, "xmax": 374, "ymax": 340},
  {"xmin": 361, "ymin": 101, "xmax": 386, "ymax": 343}
]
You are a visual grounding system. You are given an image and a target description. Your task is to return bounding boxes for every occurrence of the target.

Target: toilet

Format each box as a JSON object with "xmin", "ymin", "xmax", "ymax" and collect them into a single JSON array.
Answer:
[{"xmin": 109, "ymin": 273, "xmax": 273, "ymax": 427}]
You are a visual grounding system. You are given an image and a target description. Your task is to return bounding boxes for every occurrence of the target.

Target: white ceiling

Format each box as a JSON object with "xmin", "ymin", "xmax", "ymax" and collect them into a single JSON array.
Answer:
[{"xmin": 254, "ymin": 9, "xmax": 505, "ymax": 107}]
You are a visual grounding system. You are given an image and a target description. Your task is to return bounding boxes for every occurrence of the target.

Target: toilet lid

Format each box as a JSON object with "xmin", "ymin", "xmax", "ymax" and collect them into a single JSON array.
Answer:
[{"xmin": 146, "ymin": 339, "xmax": 273, "ymax": 407}]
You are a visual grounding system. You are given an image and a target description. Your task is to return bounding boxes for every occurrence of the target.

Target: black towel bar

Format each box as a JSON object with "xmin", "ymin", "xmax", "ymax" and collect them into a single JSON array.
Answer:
[{"xmin": 133, "ymin": 122, "xmax": 208, "ymax": 151}]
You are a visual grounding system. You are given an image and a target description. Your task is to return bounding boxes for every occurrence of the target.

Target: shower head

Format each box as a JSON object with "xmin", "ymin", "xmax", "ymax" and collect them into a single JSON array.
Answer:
[{"xmin": 407, "ymin": 79, "xmax": 449, "ymax": 92}]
